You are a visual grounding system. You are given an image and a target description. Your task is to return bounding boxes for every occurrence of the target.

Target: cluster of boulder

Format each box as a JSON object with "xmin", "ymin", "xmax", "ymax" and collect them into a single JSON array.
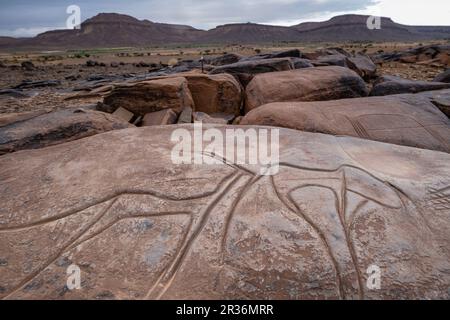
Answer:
[
  {"xmin": 2, "ymin": 46, "xmax": 450, "ymax": 156},
  {"xmin": 1, "ymin": 46, "xmax": 450, "ymax": 300}
]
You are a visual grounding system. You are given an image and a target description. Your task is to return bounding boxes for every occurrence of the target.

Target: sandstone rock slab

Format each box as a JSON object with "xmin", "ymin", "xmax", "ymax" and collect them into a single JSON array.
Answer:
[
  {"xmin": 242, "ymin": 92, "xmax": 450, "ymax": 153},
  {"xmin": 245, "ymin": 66, "xmax": 368, "ymax": 112},
  {"xmin": 103, "ymin": 77, "xmax": 194, "ymax": 116},
  {"xmin": 0, "ymin": 109, "xmax": 133, "ymax": 155},
  {"xmin": 183, "ymin": 74, "xmax": 242, "ymax": 116},
  {"xmin": 371, "ymin": 76, "xmax": 450, "ymax": 96},
  {"xmin": 142, "ymin": 109, "xmax": 178, "ymax": 126},
  {"xmin": 209, "ymin": 58, "xmax": 294, "ymax": 87},
  {"xmin": 0, "ymin": 126, "xmax": 449, "ymax": 299}
]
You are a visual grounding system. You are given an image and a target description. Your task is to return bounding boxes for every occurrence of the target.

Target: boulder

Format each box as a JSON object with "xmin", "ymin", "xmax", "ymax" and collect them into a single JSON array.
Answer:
[
  {"xmin": 291, "ymin": 58, "xmax": 314, "ymax": 69},
  {"xmin": 418, "ymin": 89, "xmax": 450, "ymax": 118},
  {"xmin": 244, "ymin": 49, "xmax": 302, "ymax": 61},
  {"xmin": 142, "ymin": 109, "xmax": 178, "ymax": 126},
  {"xmin": 0, "ymin": 109, "xmax": 133, "ymax": 155},
  {"xmin": 183, "ymin": 73, "xmax": 242, "ymax": 116},
  {"xmin": 204, "ymin": 53, "xmax": 243, "ymax": 66},
  {"xmin": 112, "ymin": 107, "xmax": 134, "ymax": 123},
  {"xmin": 434, "ymin": 69, "xmax": 450, "ymax": 83},
  {"xmin": 1, "ymin": 126, "xmax": 450, "ymax": 299},
  {"xmin": 316, "ymin": 54, "xmax": 349, "ymax": 67},
  {"xmin": 315, "ymin": 54, "xmax": 376, "ymax": 80},
  {"xmin": 177, "ymin": 107, "xmax": 193, "ymax": 124},
  {"xmin": 371, "ymin": 76, "xmax": 450, "ymax": 96},
  {"xmin": 245, "ymin": 66, "xmax": 369, "ymax": 112},
  {"xmin": 209, "ymin": 58, "xmax": 294, "ymax": 87},
  {"xmin": 21, "ymin": 61, "xmax": 35, "ymax": 71},
  {"xmin": 241, "ymin": 93, "xmax": 450, "ymax": 153},
  {"xmin": 347, "ymin": 54, "xmax": 377, "ymax": 80},
  {"xmin": 103, "ymin": 77, "xmax": 195, "ymax": 116}
]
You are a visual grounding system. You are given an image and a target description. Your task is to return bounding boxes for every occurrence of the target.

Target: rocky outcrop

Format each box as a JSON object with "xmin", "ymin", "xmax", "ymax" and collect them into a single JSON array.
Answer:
[
  {"xmin": 209, "ymin": 58, "xmax": 294, "ymax": 87},
  {"xmin": 371, "ymin": 76, "xmax": 450, "ymax": 96},
  {"xmin": 0, "ymin": 108, "xmax": 133, "ymax": 155},
  {"xmin": 103, "ymin": 77, "xmax": 195, "ymax": 116},
  {"xmin": 418, "ymin": 89, "xmax": 450, "ymax": 118},
  {"xmin": 204, "ymin": 53, "xmax": 243, "ymax": 66},
  {"xmin": 1, "ymin": 126, "xmax": 449, "ymax": 300},
  {"xmin": 245, "ymin": 66, "xmax": 368, "ymax": 112},
  {"xmin": 183, "ymin": 73, "xmax": 242, "ymax": 116},
  {"xmin": 434, "ymin": 69, "xmax": 450, "ymax": 83},
  {"xmin": 242, "ymin": 92, "xmax": 450, "ymax": 152}
]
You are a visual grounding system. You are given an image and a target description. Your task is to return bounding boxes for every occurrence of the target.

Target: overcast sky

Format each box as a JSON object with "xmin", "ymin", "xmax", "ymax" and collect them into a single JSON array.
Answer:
[{"xmin": 1, "ymin": 0, "xmax": 449, "ymax": 37}]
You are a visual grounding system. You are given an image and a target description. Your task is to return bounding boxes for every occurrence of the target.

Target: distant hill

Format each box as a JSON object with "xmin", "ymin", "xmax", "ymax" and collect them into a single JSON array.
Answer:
[
  {"xmin": 292, "ymin": 15, "xmax": 450, "ymax": 42},
  {"xmin": 1, "ymin": 13, "xmax": 449, "ymax": 50}
]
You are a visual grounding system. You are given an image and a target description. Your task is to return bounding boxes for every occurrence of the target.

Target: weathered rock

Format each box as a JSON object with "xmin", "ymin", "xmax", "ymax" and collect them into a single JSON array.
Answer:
[
  {"xmin": 316, "ymin": 54, "xmax": 349, "ymax": 67},
  {"xmin": 182, "ymin": 73, "xmax": 242, "ymax": 116},
  {"xmin": 434, "ymin": 69, "xmax": 450, "ymax": 83},
  {"xmin": 193, "ymin": 112, "xmax": 235, "ymax": 124},
  {"xmin": 418, "ymin": 89, "xmax": 450, "ymax": 118},
  {"xmin": 243, "ymin": 49, "xmax": 302, "ymax": 62},
  {"xmin": 347, "ymin": 54, "xmax": 377, "ymax": 80},
  {"xmin": 1, "ymin": 126, "xmax": 449, "ymax": 300},
  {"xmin": 245, "ymin": 66, "xmax": 369, "ymax": 112},
  {"xmin": 0, "ymin": 110, "xmax": 48, "ymax": 127},
  {"xmin": 205, "ymin": 53, "xmax": 243, "ymax": 66},
  {"xmin": 291, "ymin": 58, "xmax": 314, "ymax": 69},
  {"xmin": 372, "ymin": 45, "xmax": 450, "ymax": 65},
  {"xmin": 21, "ymin": 61, "xmax": 35, "ymax": 71},
  {"xmin": 14, "ymin": 80, "xmax": 61, "ymax": 90},
  {"xmin": 177, "ymin": 107, "xmax": 193, "ymax": 124},
  {"xmin": 241, "ymin": 93, "xmax": 450, "ymax": 153},
  {"xmin": 104, "ymin": 77, "xmax": 195, "ymax": 116},
  {"xmin": 0, "ymin": 109, "xmax": 133, "ymax": 155},
  {"xmin": 371, "ymin": 76, "xmax": 450, "ymax": 96},
  {"xmin": 112, "ymin": 107, "xmax": 134, "ymax": 123},
  {"xmin": 142, "ymin": 109, "xmax": 178, "ymax": 126},
  {"xmin": 0, "ymin": 89, "xmax": 31, "ymax": 99},
  {"xmin": 315, "ymin": 53, "xmax": 376, "ymax": 80},
  {"xmin": 209, "ymin": 58, "xmax": 294, "ymax": 87}
]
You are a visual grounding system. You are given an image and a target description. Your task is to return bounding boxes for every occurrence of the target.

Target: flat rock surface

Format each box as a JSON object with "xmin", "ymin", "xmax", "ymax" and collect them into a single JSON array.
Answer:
[
  {"xmin": 0, "ymin": 126, "xmax": 449, "ymax": 300},
  {"xmin": 241, "ymin": 91, "xmax": 450, "ymax": 152},
  {"xmin": 0, "ymin": 109, "xmax": 133, "ymax": 155},
  {"xmin": 371, "ymin": 75, "xmax": 450, "ymax": 96}
]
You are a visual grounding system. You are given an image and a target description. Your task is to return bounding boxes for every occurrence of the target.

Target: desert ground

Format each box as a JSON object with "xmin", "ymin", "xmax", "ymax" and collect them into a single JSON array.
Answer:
[{"xmin": 1, "ymin": 41, "xmax": 448, "ymax": 114}]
